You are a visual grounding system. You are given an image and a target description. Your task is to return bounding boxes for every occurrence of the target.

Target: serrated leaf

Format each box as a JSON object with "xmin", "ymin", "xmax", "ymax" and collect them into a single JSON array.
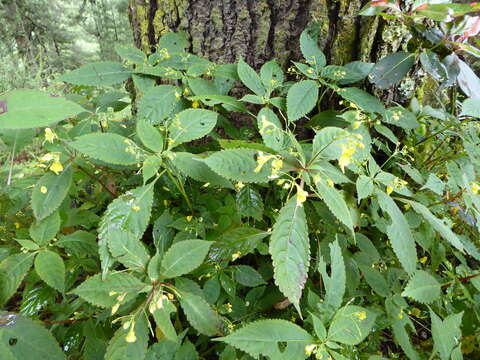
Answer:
[
  {"xmin": 105, "ymin": 314, "xmax": 148, "ymax": 360},
  {"xmin": 55, "ymin": 230, "xmax": 98, "ymax": 258},
  {"xmin": 257, "ymin": 107, "xmax": 286, "ymax": 152},
  {"xmin": 70, "ymin": 133, "xmax": 145, "ymax": 165},
  {"xmin": 314, "ymin": 177, "xmax": 354, "ymax": 234},
  {"xmin": 327, "ymin": 305, "xmax": 377, "ymax": 345},
  {"xmin": 405, "ymin": 200, "xmax": 465, "ymax": 253},
  {"xmin": 169, "ymin": 109, "xmax": 217, "ymax": 145},
  {"xmin": 204, "ymin": 148, "xmax": 274, "ymax": 183},
  {"xmin": 260, "ymin": 60, "xmax": 284, "ymax": 89},
  {"xmin": 160, "ymin": 240, "xmax": 212, "ymax": 279},
  {"xmin": 376, "ymin": 191, "xmax": 417, "ymax": 274},
  {"xmin": 384, "ymin": 106, "xmax": 419, "ymax": 129},
  {"xmin": 401, "ymin": 270, "xmax": 441, "ymax": 304},
  {"xmin": 34, "ymin": 250, "xmax": 65, "ymax": 293},
  {"xmin": 98, "ymin": 183, "xmax": 155, "ymax": 277},
  {"xmin": 151, "ymin": 295, "xmax": 177, "ymax": 342},
  {"xmin": 71, "ymin": 272, "xmax": 148, "ymax": 308},
  {"xmin": 0, "ymin": 312, "xmax": 66, "ymax": 360},
  {"xmin": 318, "ymin": 240, "xmax": 346, "ymax": 311},
  {"xmin": 31, "ymin": 165, "xmax": 72, "ymax": 220},
  {"xmin": 338, "ymin": 87, "xmax": 385, "ymax": 114},
  {"xmin": 286, "ymin": 80, "xmax": 318, "ymax": 122},
  {"xmin": 233, "ymin": 265, "xmax": 266, "ymax": 287},
  {"xmin": 29, "ymin": 211, "xmax": 61, "ymax": 246},
  {"xmin": 178, "ymin": 290, "xmax": 223, "ymax": 336},
  {"xmin": 430, "ymin": 310, "xmax": 463, "ymax": 360},
  {"xmin": 300, "ymin": 31, "xmax": 326, "ymax": 70},
  {"xmin": 214, "ymin": 319, "xmax": 313, "ymax": 359},
  {"xmin": 311, "ymin": 127, "xmax": 351, "ymax": 160},
  {"xmin": 0, "ymin": 90, "xmax": 84, "ymax": 129},
  {"xmin": 115, "ymin": 44, "xmax": 146, "ymax": 65},
  {"xmin": 391, "ymin": 320, "xmax": 420, "ymax": 360},
  {"xmin": 210, "ymin": 227, "xmax": 270, "ymax": 262},
  {"xmin": 171, "ymin": 152, "xmax": 233, "ymax": 188},
  {"xmin": 369, "ymin": 52, "xmax": 415, "ymax": 89},
  {"xmin": 138, "ymin": 85, "xmax": 181, "ymax": 124},
  {"xmin": 0, "ymin": 253, "xmax": 35, "ymax": 306},
  {"xmin": 356, "ymin": 175, "xmax": 374, "ymax": 202},
  {"xmin": 237, "ymin": 58, "xmax": 265, "ymax": 96},
  {"xmin": 269, "ymin": 197, "xmax": 310, "ymax": 315},
  {"xmin": 236, "ymin": 185, "xmax": 264, "ymax": 220},
  {"xmin": 59, "ymin": 61, "xmax": 131, "ymax": 86},
  {"xmin": 136, "ymin": 120, "xmax": 164, "ymax": 152},
  {"xmin": 107, "ymin": 229, "xmax": 150, "ymax": 270}
]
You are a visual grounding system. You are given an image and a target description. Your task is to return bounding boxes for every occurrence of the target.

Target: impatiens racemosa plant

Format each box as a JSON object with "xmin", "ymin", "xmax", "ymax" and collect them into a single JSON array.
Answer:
[{"xmin": 2, "ymin": 5, "xmax": 480, "ymax": 358}]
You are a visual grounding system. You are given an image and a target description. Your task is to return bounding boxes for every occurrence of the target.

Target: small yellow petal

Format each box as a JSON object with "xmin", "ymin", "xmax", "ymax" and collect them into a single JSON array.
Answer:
[
  {"xmin": 125, "ymin": 329, "xmax": 137, "ymax": 343},
  {"xmin": 386, "ymin": 186, "xmax": 394, "ymax": 195},
  {"xmin": 49, "ymin": 161, "xmax": 63, "ymax": 175},
  {"xmin": 186, "ymin": 215, "xmax": 193, "ymax": 222},
  {"xmin": 132, "ymin": 205, "xmax": 141, "ymax": 212},
  {"xmin": 40, "ymin": 186, "xmax": 48, "ymax": 194}
]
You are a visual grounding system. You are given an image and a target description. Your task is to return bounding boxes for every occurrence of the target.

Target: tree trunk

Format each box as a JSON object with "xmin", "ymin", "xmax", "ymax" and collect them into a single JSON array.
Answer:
[{"xmin": 128, "ymin": 0, "xmax": 401, "ymax": 69}]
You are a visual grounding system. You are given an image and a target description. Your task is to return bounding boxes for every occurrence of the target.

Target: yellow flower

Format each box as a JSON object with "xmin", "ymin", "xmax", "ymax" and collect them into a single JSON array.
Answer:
[
  {"xmin": 132, "ymin": 205, "xmax": 141, "ymax": 212},
  {"xmin": 305, "ymin": 344, "xmax": 317, "ymax": 356},
  {"xmin": 338, "ymin": 145, "xmax": 357, "ymax": 173},
  {"xmin": 296, "ymin": 185, "xmax": 309, "ymax": 207},
  {"xmin": 419, "ymin": 256, "xmax": 428, "ymax": 264},
  {"xmin": 40, "ymin": 186, "xmax": 48, "ymax": 194},
  {"xmin": 409, "ymin": 308, "xmax": 421, "ymax": 317},
  {"xmin": 111, "ymin": 303, "xmax": 120, "ymax": 315},
  {"xmin": 192, "ymin": 100, "xmax": 200, "ymax": 108},
  {"xmin": 186, "ymin": 215, "xmax": 193, "ymax": 222},
  {"xmin": 355, "ymin": 311, "xmax": 367, "ymax": 321},
  {"xmin": 125, "ymin": 328, "xmax": 137, "ymax": 343},
  {"xmin": 254, "ymin": 152, "xmax": 275, "ymax": 173},
  {"xmin": 352, "ymin": 121, "xmax": 362, "ymax": 129},
  {"xmin": 386, "ymin": 186, "xmax": 394, "ymax": 195},
  {"xmin": 231, "ymin": 252, "xmax": 242, "ymax": 261},
  {"xmin": 235, "ymin": 182, "xmax": 245, "ymax": 190},
  {"xmin": 50, "ymin": 161, "xmax": 63, "ymax": 175},
  {"xmin": 326, "ymin": 179, "xmax": 334, "ymax": 188},
  {"xmin": 44, "ymin": 128, "xmax": 57, "ymax": 143},
  {"xmin": 471, "ymin": 182, "xmax": 480, "ymax": 194}
]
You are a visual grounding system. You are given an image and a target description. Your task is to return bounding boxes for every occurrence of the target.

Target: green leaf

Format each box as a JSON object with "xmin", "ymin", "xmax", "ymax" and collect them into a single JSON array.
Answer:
[
  {"xmin": 358, "ymin": 264, "xmax": 390, "ymax": 297},
  {"xmin": 311, "ymin": 127, "xmax": 351, "ymax": 160},
  {"xmin": 338, "ymin": 87, "xmax": 385, "ymax": 114},
  {"xmin": 0, "ymin": 90, "xmax": 84, "ymax": 129},
  {"xmin": 300, "ymin": 30, "xmax": 326, "ymax": 70},
  {"xmin": 237, "ymin": 58, "xmax": 265, "ymax": 96},
  {"xmin": 430, "ymin": 310, "xmax": 463, "ymax": 360},
  {"xmin": 31, "ymin": 165, "xmax": 73, "ymax": 220},
  {"xmin": 314, "ymin": 177, "xmax": 354, "ymax": 234},
  {"xmin": 269, "ymin": 197, "xmax": 310, "ymax": 315},
  {"xmin": 210, "ymin": 227, "xmax": 270, "ymax": 262},
  {"xmin": 171, "ymin": 152, "xmax": 233, "ymax": 188},
  {"xmin": 317, "ymin": 240, "xmax": 346, "ymax": 311},
  {"xmin": 71, "ymin": 272, "xmax": 148, "ymax": 308},
  {"xmin": 376, "ymin": 191, "xmax": 417, "ymax": 274},
  {"xmin": 29, "ymin": 211, "xmax": 61, "ymax": 246},
  {"xmin": 328, "ymin": 305, "xmax": 377, "ymax": 345},
  {"xmin": 233, "ymin": 265, "xmax": 266, "ymax": 287},
  {"xmin": 107, "ymin": 229, "xmax": 150, "ymax": 270},
  {"xmin": 138, "ymin": 85, "xmax": 181, "ymax": 124},
  {"xmin": 189, "ymin": 95, "xmax": 248, "ymax": 113},
  {"xmin": 257, "ymin": 107, "xmax": 286, "ymax": 152},
  {"xmin": 0, "ymin": 253, "xmax": 35, "ymax": 306},
  {"xmin": 151, "ymin": 295, "xmax": 177, "ymax": 342},
  {"xmin": 260, "ymin": 60, "xmax": 284, "ymax": 89},
  {"xmin": 160, "ymin": 240, "xmax": 212, "ymax": 279},
  {"xmin": 178, "ymin": 289, "xmax": 223, "ymax": 336},
  {"xmin": 421, "ymin": 174, "xmax": 445, "ymax": 195},
  {"xmin": 383, "ymin": 107, "xmax": 419, "ymax": 129},
  {"xmin": 0, "ymin": 312, "xmax": 66, "ymax": 360},
  {"xmin": 34, "ymin": 250, "xmax": 65, "ymax": 293},
  {"xmin": 369, "ymin": 52, "xmax": 415, "ymax": 89},
  {"xmin": 215, "ymin": 319, "xmax": 313, "ymax": 359},
  {"xmin": 356, "ymin": 175, "xmax": 374, "ymax": 202},
  {"xmin": 158, "ymin": 32, "xmax": 190, "ymax": 53},
  {"xmin": 391, "ymin": 320, "xmax": 420, "ymax": 360},
  {"xmin": 115, "ymin": 44, "xmax": 146, "ymax": 65},
  {"xmin": 70, "ymin": 133, "xmax": 145, "ymax": 166},
  {"xmin": 286, "ymin": 80, "xmax": 319, "ymax": 122},
  {"xmin": 401, "ymin": 270, "xmax": 441, "ymax": 304},
  {"xmin": 136, "ymin": 120, "xmax": 164, "ymax": 152},
  {"xmin": 169, "ymin": 109, "xmax": 218, "ymax": 145},
  {"xmin": 461, "ymin": 98, "xmax": 480, "ymax": 118},
  {"xmin": 55, "ymin": 230, "xmax": 98, "ymax": 258},
  {"xmin": 405, "ymin": 200, "xmax": 465, "ymax": 253},
  {"xmin": 419, "ymin": 51, "xmax": 448, "ymax": 82},
  {"xmin": 236, "ymin": 185, "xmax": 264, "ymax": 220},
  {"xmin": 142, "ymin": 155, "xmax": 162, "ymax": 183},
  {"xmin": 98, "ymin": 184, "xmax": 155, "ymax": 277},
  {"xmin": 105, "ymin": 314, "xmax": 149, "ymax": 360},
  {"xmin": 204, "ymin": 148, "xmax": 274, "ymax": 183},
  {"xmin": 59, "ymin": 61, "xmax": 131, "ymax": 86}
]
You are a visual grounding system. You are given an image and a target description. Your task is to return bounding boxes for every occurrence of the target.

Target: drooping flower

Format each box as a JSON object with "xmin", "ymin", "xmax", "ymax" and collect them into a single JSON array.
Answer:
[
  {"xmin": 50, "ymin": 161, "xmax": 63, "ymax": 175},
  {"xmin": 44, "ymin": 128, "xmax": 57, "ymax": 143}
]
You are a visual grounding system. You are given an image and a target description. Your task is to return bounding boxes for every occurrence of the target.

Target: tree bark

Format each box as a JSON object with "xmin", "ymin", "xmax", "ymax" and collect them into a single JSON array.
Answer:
[{"xmin": 128, "ymin": 0, "xmax": 399, "ymax": 69}]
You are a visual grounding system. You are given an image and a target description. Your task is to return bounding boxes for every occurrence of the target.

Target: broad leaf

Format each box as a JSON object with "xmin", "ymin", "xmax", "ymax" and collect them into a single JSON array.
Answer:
[
  {"xmin": 0, "ymin": 253, "xmax": 35, "ymax": 306},
  {"xmin": 168, "ymin": 109, "xmax": 217, "ymax": 145},
  {"xmin": 71, "ymin": 272, "xmax": 148, "ymax": 308},
  {"xmin": 0, "ymin": 90, "xmax": 84, "ymax": 129},
  {"xmin": 31, "ymin": 165, "xmax": 73, "ymax": 220},
  {"xmin": 236, "ymin": 185, "xmax": 264, "ymax": 220},
  {"xmin": 401, "ymin": 270, "xmax": 441, "ymax": 304},
  {"xmin": 136, "ymin": 120, "xmax": 164, "ymax": 152},
  {"xmin": 105, "ymin": 314, "xmax": 149, "ymax": 360},
  {"xmin": 151, "ymin": 294, "xmax": 177, "ymax": 342},
  {"xmin": 286, "ymin": 80, "xmax": 318, "ymax": 122},
  {"xmin": 237, "ymin": 58, "xmax": 265, "ymax": 96},
  {"xmin": 70, "ymin": 133, "xmax": 145, "ymax": 166},
  {"xmin": 215, "ymin": 319, "xmax": 313, "ymax": 360},
  {"xmin": 257, "ymin": 107, "xmax": 286, "ymax": 152},
  {"xmin": 59, "ymin": 61, "xmax": 131, "ymax": 86},
  {"xmin": 107, "ymin": 229, "xmax": 150, "ymax": 270},
  {"xmin": 328, "ymin": 305, "xmax": 377, "ymax": 345},
  {"xmin": 356, "ymin": 175, "xmax": 374, "ymax": 202},
  {"xmin": 269, "ymin": 197, "xmax": 310, "ymax": 315},
  {"xmin": 0, "ymin": 312, "xmax": 66, "ymax": 360},
  {"xmin": 34, "ymin": 250, "xmax": 65, "ymax": 293},
  {"xmin": 29, "ymin": 211, "xmax": 61, "ymax": 246},
  {"xmin": 178, "ymin": 289, "xmax": 223, "ymax": 336},
  {"xmin": 160, "ymin": 240, "xmax": 212, "ymax": 279},
  {"xmin": 461, "ymin": 98, "xmax": 480, "ymax": 117},
  {"xmin": 318, "ymin": 240, "xmax": 346, "ymax": 311},
  {"xmin": 137, "ymin": 85, "xmax": 181, "ymax": 124},
  {"xmin": 233, "ymin": 265, "xmax": 266, "ymax": 287},
  {"xmin": 210, "ymin": 227, "xmax": 270, "ymax": 262},
  {"xmin": 300, "ymin": 31, "xmax": 326, "ymax": 70},
  {"xmin": 430, "ymin": 310, "xmax": 463, "ymax": 360},
  {"xmin": 338, "ymin": 87, "xmax": 385, "ymax": 114},
  {"xmin": 369, "ymin": 52, "xmax": 415, "ymax": 89}
]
